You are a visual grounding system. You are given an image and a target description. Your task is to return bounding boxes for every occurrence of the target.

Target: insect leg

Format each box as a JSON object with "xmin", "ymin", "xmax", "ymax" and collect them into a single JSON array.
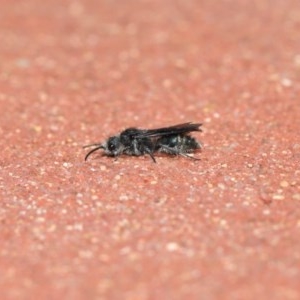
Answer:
[
  {"xmin": 158, "ymin": 145, "xmax": 200, "ymax": 160},
  {"xmin": 178, "ymin": 153, "xmax": 201, "ymax": 160},
  {"xmin": 148, "ymin": 151, "xmax": 156, "ymax": 163}
]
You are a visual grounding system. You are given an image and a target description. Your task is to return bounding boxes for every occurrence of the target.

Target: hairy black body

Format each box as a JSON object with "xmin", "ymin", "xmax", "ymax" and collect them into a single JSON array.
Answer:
[
  {"xmin": 84, "ymin": 122, "xmax": 202, "ymax": 162},
  {"xmin": 155, "ymin": 134, "xmax": 201, "ymax": 158}
]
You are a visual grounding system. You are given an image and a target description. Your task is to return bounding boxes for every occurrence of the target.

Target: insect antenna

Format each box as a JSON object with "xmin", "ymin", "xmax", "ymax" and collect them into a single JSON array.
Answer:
[
  {"xmin": 83, "ymin": 144, "xmax": 105, "ymax": 161},
  {"xmin": 83, "ymin": 143, "xmax": 103, "ymax": 149}
]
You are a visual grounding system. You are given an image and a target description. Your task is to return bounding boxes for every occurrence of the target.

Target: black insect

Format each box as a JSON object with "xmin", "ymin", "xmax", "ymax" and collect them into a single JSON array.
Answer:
[{"xmin": 83, "ymin": 122, "xmax": 202, "ymax": 163}]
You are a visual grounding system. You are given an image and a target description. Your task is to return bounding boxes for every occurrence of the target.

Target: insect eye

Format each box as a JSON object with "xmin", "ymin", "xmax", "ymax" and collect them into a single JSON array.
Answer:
[
  {"xmin": 106, "ymin": 137, "xmax": 120, "ymax": 153},
  {"xmin": 108, "ymin": 142, "xmax": 116, "ymax": 151}
]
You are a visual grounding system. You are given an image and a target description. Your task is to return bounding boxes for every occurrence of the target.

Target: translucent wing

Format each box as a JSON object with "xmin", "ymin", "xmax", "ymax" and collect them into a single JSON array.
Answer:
[{"xmin": 136, "ymin": 122, "xmax": 202, "ymax": 138}]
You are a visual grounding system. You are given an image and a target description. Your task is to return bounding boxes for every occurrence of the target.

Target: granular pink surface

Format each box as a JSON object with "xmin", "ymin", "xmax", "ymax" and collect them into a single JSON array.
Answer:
[{"xmin": 1, "ymin": 1, "xmax": 300, "ymax": 299}]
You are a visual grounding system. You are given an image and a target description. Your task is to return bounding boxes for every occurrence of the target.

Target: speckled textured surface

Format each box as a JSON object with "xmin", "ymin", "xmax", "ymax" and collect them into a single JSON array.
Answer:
[{"xmin": 1, "ymin": 0, "xmax": 300, "ymax": 299}]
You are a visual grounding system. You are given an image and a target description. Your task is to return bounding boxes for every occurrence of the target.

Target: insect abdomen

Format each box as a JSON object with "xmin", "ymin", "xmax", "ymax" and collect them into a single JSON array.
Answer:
[{"xmin": 156, "ymin": 135, "xmax": 201, "ymax": 154}]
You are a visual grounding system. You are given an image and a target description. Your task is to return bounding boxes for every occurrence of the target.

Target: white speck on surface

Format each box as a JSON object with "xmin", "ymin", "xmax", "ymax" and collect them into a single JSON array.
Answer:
[
  {"xmin": 66, "ymin": 223, "xmax": 83, "ymax": 231},
  {"xmin": 166, "ymin": 242, "xmax": 179, "ymax": 252},
  {"xmin": 294, "ymin": 54, "xmax": 300, "ymax": 67},
  {"xmin": 272, "ymin": 194, "xmax": 285, "ymax": 200},
  {"xmin": 119, "ymin": 194, "xmax": 129, "ymax": 201},
  {"xmin": 114, "ymin": 175, "xmax": 121, "ymax": 181},
  {"xmin": 281, "ymin": 78, "xmax": 292, "ymax": 87},
  {"xmin": 292, "ymin": 194, "xmax": 300, "ymax": 200},
  {"xmin": 100, "ymin": 165, "xmax": 107, "ymax": 171},
  {"xmin": 219, "ymin": 219, "xmax": 227, "ymax": 227},
  {"xmin": 91, "ymin": 195, "xmax": 99, "ymax": 201},
  {"xmin": 280, "ymin": 181, "xmax": 289, "ymax": 188},
  {"xmin": 218, "ymin": 183, "xmax": 226, "ymax": 190},
  {"xmin": 79, "ymin": 250, "xmax": 93, "ymax": 259},
  {"xmin": 63, "ymin": 162, "xmax": 73, "ymax": 168},
  {"xmin": 47, "ymin": 224, "xmax": 57, "ymax": 232}
]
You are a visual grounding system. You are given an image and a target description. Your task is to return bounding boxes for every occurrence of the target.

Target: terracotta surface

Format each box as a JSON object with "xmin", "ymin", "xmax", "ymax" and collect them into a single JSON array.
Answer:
[{"xmin": 1, "ymin": 1, "xmax": 300, "ymax": 299}]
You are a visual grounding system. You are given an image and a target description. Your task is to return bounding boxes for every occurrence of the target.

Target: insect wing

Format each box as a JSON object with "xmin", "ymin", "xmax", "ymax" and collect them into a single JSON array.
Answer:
[{"xmin": 135, "ymin": 122, "xmax": 202, "ymax": 138}]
